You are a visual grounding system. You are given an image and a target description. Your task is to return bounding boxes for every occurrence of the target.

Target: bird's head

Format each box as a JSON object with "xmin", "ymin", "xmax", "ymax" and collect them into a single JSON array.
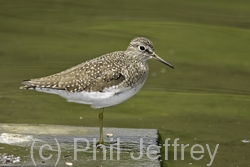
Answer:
[{"xmin": 126, "ymin": 37, "xmax": 174, "ymax": 69}]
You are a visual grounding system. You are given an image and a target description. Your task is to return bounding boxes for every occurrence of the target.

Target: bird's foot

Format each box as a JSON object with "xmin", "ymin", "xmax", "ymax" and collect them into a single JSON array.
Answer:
[{"xmin": 96, "ymin": 140, "xmax": 117, "ymax": 147}]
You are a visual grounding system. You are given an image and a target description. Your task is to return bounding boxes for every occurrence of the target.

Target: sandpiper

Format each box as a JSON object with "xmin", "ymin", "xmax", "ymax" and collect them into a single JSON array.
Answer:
[{"xmin": 20, "ymin": 37, "xmax": 174, "ymax": 144}]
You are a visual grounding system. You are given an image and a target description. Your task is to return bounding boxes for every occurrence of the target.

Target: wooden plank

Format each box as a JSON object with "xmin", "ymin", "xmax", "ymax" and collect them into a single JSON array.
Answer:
[{"xmin": 0, "ymin": 124, "xmax": 160, "ymax": 167}]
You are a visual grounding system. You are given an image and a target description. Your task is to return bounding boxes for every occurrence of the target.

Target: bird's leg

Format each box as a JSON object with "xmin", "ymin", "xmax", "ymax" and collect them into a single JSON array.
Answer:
[{"xmin": 97, "ymin": 108, "xmax": 104, "ymax": 145}]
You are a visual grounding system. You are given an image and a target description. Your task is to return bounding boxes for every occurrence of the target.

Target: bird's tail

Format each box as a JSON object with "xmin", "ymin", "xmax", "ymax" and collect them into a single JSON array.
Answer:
[{"xmin": 19, "ymin": 80, "xmax": 36, "ymax": 90}]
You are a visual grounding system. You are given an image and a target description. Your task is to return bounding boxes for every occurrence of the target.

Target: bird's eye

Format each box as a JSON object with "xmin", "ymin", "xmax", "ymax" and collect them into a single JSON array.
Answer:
[{"xmin": 138, "ymin": 45, "xmax": 145, "ymax": 51}]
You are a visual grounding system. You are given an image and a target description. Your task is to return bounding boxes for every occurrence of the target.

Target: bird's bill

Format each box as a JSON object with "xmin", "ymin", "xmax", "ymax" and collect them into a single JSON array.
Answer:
[{"xmin": 152, "ymin": 53, "xmax": 174, "ymax": 69}]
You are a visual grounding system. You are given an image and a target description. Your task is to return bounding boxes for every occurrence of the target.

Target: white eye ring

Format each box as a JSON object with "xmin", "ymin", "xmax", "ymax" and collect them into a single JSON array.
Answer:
[{"xmin": 138, "ymin": 45, "xmax": 145, "ymax": 51}]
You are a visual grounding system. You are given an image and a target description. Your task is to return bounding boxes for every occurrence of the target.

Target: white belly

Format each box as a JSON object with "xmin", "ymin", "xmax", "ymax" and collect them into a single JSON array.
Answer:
[{"xmin": 35, "ymin": 82, "xmax": 144, "ymax": 109}]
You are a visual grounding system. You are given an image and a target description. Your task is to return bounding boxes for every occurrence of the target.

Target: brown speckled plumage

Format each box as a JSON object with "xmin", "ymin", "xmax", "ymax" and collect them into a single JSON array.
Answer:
[
  {"xmin": 20, "ymin": 37, "xmax": 164, "ymax": 93},
  {"xmin": 20, "ymin": 50, "xmax": 149, "ymax": 92}
]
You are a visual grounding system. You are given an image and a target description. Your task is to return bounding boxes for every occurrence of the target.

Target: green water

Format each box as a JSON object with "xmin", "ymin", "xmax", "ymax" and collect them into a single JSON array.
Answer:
[{"xmin": 0, "ymin": 0, "xmax": 250, "ymax": 166}]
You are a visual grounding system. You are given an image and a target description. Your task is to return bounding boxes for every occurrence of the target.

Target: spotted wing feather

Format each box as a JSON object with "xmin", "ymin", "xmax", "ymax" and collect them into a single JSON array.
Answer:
[{"xmin": 20, "ymin": 52, "xmax": 126, "ymax": 92}]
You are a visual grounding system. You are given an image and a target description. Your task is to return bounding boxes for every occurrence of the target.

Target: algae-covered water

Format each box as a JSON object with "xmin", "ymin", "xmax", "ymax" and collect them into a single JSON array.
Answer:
[{"xmin": 0, "ymin": 0, "xmax": 250, "ymax": 166}]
